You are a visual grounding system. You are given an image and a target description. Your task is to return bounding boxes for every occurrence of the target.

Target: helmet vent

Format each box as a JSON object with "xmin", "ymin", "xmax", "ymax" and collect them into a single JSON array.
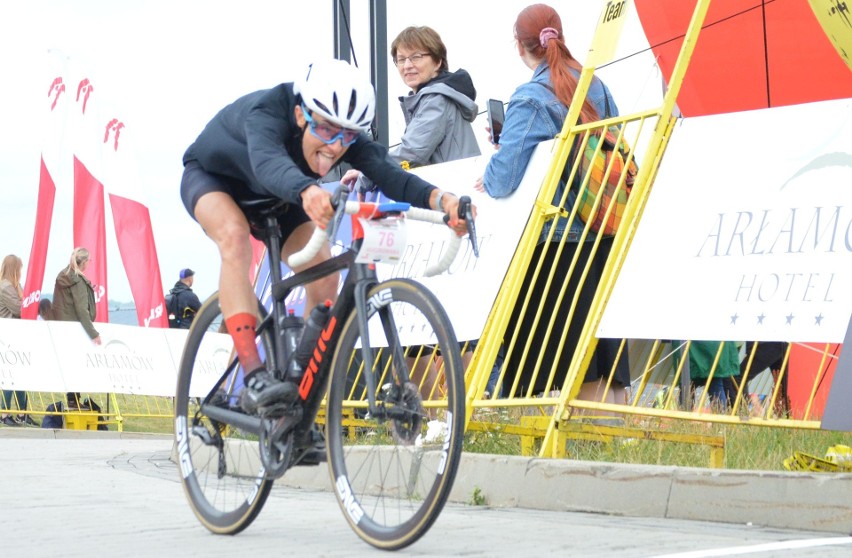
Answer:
[
  {"xmin": 355, "ymin": 105, "xmax": 370, "ymax": 126},
  {"xmin": 313, "ymin": 98, "xmax": 331, "ymax": 116},
  {"xmin": 346, "ymin": 91, "xmax": 357, "ymax": 120}
]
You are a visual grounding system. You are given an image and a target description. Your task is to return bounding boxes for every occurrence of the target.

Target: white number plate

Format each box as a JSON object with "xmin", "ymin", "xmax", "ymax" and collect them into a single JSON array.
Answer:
[{"xmin": 355, "ymin": 217, "xmax": 407, "ymax": 264}]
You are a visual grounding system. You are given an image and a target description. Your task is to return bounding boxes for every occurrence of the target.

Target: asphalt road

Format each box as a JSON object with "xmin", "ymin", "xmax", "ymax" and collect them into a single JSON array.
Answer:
[{"xmin": 2, "ymin": 432, "xmax": 852, "ymax": 557}]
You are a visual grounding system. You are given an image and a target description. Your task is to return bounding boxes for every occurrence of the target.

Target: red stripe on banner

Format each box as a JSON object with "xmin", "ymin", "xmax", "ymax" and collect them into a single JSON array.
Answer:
[
  {"xmin": 73, "ymin": 155, "xmax": 109, "ymax": 322},
  {"xmin": 21, "ymin": 156, "xmax": 58, "ymax": 320},
  {"xmin": 108, "ymin": 194, "xmax": 168, "ymax": 327}
]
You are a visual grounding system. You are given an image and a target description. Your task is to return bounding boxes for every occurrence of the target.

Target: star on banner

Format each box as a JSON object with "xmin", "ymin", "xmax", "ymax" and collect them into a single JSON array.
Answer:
[
  {"xmin": 785, "ymin": 313, "xmax": 795, "ymax": 325},
  {"xmin": 815, "ymin": 313, "xmax": 824, "ymax": 326},
  {"xmin": 757, "ymin": 314, "xmax": 766, "ymax": 325},
  {"xmin": 730, "ymin": 313, "xmax": 739, "ymax": 325}
]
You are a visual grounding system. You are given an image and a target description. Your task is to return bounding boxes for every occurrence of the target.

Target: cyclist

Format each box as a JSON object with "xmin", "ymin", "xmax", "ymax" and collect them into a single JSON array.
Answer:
[{"xmin": 180, "ymin": 58, "xmax": 473, "ymax": 414}]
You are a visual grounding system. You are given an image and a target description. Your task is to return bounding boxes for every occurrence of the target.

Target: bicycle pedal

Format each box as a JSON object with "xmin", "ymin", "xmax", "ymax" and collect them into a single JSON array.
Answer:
[
  {"xmin": 259, "ymin": 402, "xmax": 292, "ymax": 419},
  {"xmin": 261, "ymin": 396, "xmax": 302, "ymax": 417},
  {"xmin": 291, "ymin": 446, "xmax": 327, "ymax": 467}
]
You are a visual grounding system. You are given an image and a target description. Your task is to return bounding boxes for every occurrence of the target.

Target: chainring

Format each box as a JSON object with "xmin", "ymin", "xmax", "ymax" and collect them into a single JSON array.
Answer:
[{"xmin": 259, "ymin": 417, "xmax": 295, "ymax": 479}]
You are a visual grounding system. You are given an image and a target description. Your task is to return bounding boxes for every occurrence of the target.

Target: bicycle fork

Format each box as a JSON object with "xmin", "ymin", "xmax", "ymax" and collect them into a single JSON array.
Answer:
[{"xmin": 353, "ymin": 279, "xmax": 415, "ymax": 422}]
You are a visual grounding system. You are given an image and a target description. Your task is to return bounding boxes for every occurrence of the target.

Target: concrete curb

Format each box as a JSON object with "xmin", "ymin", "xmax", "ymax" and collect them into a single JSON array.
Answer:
[
  {"xmin": 283, "ymin": 452, "xmax": 852, "ymax": 535},
  {"xmin": 4, "ymin": 428, "xmax": 851, "ymax": 535}
]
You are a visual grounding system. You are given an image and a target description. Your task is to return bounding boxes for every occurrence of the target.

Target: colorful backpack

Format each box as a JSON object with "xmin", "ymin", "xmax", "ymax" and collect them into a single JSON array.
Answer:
[
  {"xmin": 535, "ymin": 76, "xmax": 638, "ymax": 236},
  {"xmin": 574, "ymin": 125, "xmax": 638, "ymax": 236}
]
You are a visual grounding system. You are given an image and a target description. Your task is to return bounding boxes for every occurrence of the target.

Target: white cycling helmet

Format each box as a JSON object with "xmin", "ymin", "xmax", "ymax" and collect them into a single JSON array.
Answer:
[{"xmin": 294, "ymin": 59, "xmax": 375, "ymax": 132}]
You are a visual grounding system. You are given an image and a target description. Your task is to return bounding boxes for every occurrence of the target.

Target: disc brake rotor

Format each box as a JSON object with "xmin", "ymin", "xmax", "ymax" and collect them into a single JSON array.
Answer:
[{"xmin": 389, "ymin": 381, "xmax": 424, "ymax": 445}]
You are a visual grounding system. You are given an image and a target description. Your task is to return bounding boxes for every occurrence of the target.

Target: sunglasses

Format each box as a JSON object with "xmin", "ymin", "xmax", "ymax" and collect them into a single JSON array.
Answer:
[{"xmin": 302, "ymin": 105, "xmax": 360, "ymax": 147}]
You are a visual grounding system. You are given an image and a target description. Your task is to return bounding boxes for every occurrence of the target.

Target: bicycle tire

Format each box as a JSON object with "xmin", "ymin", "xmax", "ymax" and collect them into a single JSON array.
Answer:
[
  {"xmin": 174, "ymin": 292, "xmax": 274, "ymax": 535},
  {"xmin": 325, "ymin": 278, "xmax": 465, "ymax": 550}
]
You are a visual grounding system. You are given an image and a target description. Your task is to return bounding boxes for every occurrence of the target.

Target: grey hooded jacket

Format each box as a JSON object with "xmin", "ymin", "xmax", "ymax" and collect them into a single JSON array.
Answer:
[{"xmin": 391, "ymin": 68, "xmax": 481, "ymax": 167}]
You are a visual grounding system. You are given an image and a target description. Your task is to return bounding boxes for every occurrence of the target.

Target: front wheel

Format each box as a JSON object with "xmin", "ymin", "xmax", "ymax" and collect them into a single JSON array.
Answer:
[
  {"xmin": 325, "ymin": 279, "xmax": 466, "ymax": 550},
  {"xmin": 174, "ymin": 292, "xmax": 274, "ymax": 535}
]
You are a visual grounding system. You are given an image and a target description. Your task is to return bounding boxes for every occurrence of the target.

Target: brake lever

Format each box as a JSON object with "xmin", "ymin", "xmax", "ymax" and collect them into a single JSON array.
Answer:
[
  {"xmin": 326, "ymin": 185, "xmax": 349, "ymax": 244},
  {"xmin": 442, "ymin": 195, "xmax": 479, "ymax": 257},
  {"xmin": 459, "ymin": 196, "xmax": 479, "ymax": 257}
]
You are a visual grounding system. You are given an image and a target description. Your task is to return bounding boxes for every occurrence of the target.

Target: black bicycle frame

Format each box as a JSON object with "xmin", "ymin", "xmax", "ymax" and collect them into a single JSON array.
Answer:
[{"xmin": 202, "ymin": 211, "xmax": 410, "ymax": 436}]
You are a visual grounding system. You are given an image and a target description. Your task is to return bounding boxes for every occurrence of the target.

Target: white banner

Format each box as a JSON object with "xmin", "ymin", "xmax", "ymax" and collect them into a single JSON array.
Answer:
[
  {"xmin": 0, "ymin": 320, "xmax": 66, "ymax": 393},
  {"xmin": 50, "ymin": 321, "xmax": 179, "ymax": 395},
  {"xmin": 599, "ymin": 99, "xmax": 852, "ymax": 343}
]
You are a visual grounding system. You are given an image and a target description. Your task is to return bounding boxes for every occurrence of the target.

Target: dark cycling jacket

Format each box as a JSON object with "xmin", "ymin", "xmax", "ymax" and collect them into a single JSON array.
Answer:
[
  {"xmin": 184, "ymin": 83, "xmax": 435, "ymax": 209},
  {"xmin": 168, "ymin": 281, "xmax": 201, "ymax": 328}
]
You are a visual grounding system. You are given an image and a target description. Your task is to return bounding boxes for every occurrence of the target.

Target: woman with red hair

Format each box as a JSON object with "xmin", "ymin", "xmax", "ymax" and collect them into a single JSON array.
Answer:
[{"xmin": 476, "ymin": 4, "xmax": 630, "ymax": 403}]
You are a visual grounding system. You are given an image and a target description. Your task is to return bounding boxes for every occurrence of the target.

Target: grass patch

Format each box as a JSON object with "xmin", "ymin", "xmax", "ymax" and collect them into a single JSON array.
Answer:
[
  {"xmin": 119, "ymin": 416, "xmax": 173, "ymax": 434},
  {"xmin": 465, "ymin": 409, "xmax": 851, "ymax": 471}
]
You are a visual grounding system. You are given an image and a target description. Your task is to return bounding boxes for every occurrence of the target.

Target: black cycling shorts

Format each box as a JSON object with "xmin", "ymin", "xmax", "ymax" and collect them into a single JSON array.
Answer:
[{"xmin": 180, "ymin": 160, "xmax": 310, "ymax": 241}]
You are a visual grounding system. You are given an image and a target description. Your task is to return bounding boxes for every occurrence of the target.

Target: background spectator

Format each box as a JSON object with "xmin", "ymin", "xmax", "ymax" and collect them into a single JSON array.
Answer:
[
  {"xmin": 37, "ymin": 298, "xmax": 52, "ymax": 321},
  {"xmin": 475, "ymin": 3, "xmax": 629, "ymax": 405},
  {"xmin": 729, "ymin": 341, "xmax": 790, "ymax": 416},
  {"xmin": 0, "ymin": 254, "xmax": 37, "ymax": 426},
  {"xmin": 52, "ymin": 247, "xmax": 100, "ymax": 409},
  {"xmin": 166, "ymin": 268, "xmax": 202, "ymax": 329},
  {"xmin": 688, "ymin": 341, "xmax": 740, "ymax": 411},
  {"xmin": 388, "ymin": 25, "xmax": 480, "ymax": 167}
]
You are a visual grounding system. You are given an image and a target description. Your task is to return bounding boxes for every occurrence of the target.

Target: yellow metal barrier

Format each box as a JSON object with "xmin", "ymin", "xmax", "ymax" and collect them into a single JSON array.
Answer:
[
  {"xmin": 64, "ymin": 411, "xmax": 103, "ymax": 431},
  {"xmin": 0, "ymin": 392, "xmax": 176, "ymax": 432}
]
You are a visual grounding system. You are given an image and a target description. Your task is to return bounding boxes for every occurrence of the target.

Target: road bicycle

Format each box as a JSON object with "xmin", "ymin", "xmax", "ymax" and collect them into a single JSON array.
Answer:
[{"xmin": 174, "ymin": 186, "xmax": 474, "ymax": 550}]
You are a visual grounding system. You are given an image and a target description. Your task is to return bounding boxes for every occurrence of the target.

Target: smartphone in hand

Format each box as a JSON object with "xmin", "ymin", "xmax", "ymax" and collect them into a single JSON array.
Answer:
[{"xmin": 487, "ymin": 99, "xmax": 505, "ymax": 144}]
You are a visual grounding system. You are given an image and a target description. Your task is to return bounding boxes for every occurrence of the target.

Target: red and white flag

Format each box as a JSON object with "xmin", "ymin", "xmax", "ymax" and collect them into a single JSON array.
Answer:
[
  {"xmin": 109, "ymin": 194, "xmax": 168, "ymax": 327},
  {"xmin": 22, "ymin": 55, "xmax": 68, "ymax": 319},
  {"xmin": 72, "ymin": 154, "xmax": 109, "ymax": 321},
  {"xmin": 95, "ymin": 83, "xmax": 168, "ymax": 327},
  {"xmin": 69, "ymin": 72, "xmax": 110, "ymax": 322},
  {"xmin": 26, "ymin": 53, "xmax": 168, "ymax": 327},
  {"xmin": 22, "ymin": 157, "xmax": 58, "ymax": 320}
]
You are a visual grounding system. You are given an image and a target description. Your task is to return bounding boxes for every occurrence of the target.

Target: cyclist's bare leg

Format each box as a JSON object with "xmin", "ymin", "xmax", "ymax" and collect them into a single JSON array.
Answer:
[
  {"xmin": 281, "ymin": 221, "xmax": 340, "ymax": 313},
  {"xmin": 194, "ymin": 192, "xmax": 256, "ymax": 319},
  {"xmin": 194, "ymin": 191, "xmax": 298, "ymax": 410}
]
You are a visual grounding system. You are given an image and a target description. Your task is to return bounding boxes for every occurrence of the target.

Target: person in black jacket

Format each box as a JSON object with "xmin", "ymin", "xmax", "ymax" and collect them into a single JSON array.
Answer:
[
  {"xmin": 166, "ymin": 268, "xmax": 201, "ymax": 329},
  {"xmin": 180, "ymin": 58, "xmax": 472, "ymax": 413}
]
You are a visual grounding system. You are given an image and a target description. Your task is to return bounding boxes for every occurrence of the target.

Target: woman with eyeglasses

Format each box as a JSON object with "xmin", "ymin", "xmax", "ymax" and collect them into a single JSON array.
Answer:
[
  {"xmin": 389, "ymin": 26, "xmax": 480, "ymax": 166},
  {"xmin": 180, "ymin": 58, "xmax": 473, "ymax": 411}
]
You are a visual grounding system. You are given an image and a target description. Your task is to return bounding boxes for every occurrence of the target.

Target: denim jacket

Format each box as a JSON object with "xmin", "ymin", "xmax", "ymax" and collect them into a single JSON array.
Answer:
[{"xmin": 482, "ymin": 63, "xmax": 619, "ymax": 243}]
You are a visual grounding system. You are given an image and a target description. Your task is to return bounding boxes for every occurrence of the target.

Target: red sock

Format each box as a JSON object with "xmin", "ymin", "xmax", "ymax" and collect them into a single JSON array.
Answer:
[{"xmin": 224, "ymin": 313, "xmax": 263, "ymax": 380}]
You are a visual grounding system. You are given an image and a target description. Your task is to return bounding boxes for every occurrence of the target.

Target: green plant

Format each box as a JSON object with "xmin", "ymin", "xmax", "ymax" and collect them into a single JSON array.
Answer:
[{"xmin": 470, "ymin": 486, "xmax": 486, "ymax": 506}]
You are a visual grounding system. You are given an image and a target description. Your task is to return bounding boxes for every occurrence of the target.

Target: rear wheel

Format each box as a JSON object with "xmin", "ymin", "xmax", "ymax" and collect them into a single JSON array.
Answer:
[
  {"xmin": 174, "ymin": 292, "xmax": 273, "ymax": 535},
  {"xmin": 325, "ymin": 279, "xmax": 465, "ymax": 550}
]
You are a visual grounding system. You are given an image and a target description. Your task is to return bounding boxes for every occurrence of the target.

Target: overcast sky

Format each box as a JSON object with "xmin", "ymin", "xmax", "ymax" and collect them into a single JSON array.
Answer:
[{"xmin": 0, "ymin": 1, "xmax": 660, "ymax": 304}]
